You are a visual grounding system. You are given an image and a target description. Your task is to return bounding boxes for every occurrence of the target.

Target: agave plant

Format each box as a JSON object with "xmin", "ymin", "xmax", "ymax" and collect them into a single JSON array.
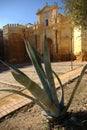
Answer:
[{"xmin": 0, "ymin": 32, "xmax": 87, "ymax": 129}]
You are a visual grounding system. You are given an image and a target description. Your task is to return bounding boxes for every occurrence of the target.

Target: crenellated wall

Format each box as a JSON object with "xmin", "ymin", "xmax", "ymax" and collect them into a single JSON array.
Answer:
[
  {"xmin": 3, "ymin": 24, "xmax": 29, "ymax": 63},
  {"xmin": 1, "ymin": 4, "xmax": 87, "ymax": 63}
]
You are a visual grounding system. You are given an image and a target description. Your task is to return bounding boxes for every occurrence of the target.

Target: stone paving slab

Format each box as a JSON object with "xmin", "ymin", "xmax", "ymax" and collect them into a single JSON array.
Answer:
[
  {"xmin": 0, "ymin": 61, "xmax": 85, "ymax": 87},
  {"xmin": 0, "ymin": 62, "xmax": 86, "ymax": 119},
  {"xmin": 0, "ymin": 61, "xmax": 83, "ymax": 99}
]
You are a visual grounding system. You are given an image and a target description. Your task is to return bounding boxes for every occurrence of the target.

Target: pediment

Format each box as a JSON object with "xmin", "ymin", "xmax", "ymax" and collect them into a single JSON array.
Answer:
[
  {"xmin": 36, "ymin": 5, "xmax": 58, "ymax": 15},
  {"xmin": 42, "ymin": 6, "xmax": 51, "ymax": 13}
]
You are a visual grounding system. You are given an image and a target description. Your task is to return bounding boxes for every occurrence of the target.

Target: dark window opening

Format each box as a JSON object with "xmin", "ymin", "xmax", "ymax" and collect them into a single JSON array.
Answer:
[{"xmin": 46, "ymin": 19, "xmax": 48, "ymax": 26}]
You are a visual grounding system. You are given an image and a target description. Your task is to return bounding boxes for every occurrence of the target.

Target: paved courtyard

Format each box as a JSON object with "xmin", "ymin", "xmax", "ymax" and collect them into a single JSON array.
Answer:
[{"xmin": 0, "ymin": 61, "xmax": 86, "ymax": 119}]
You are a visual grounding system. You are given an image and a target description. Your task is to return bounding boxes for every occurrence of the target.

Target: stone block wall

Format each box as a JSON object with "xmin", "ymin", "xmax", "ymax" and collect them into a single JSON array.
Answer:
[
  {"xmin": 0, "ymin": 29, "xmax": 4, "ymax": 60},
  {"xmin": 3, "ymin": 24, "xmax": 29, "ymax": 63},
  {"xmin": 73, "ymin": 28, "xmax": 87, "ymax": 61},
  {"xmin": 82, "ymin": 30, "xmax": 87, "ymax": 61}
]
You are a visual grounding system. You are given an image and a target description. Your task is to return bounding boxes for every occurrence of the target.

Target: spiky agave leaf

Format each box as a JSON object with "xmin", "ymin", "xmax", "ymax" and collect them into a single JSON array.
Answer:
[
  {"xmin": 0, "ymin": 88, "xmax": 51, "ymax": 115},
  {"xmin": 0, "ymin": 60, "xmax": 60, "ymax": 117},
  {"xmin": 29, "ymin": 40, "xmax": 43, "ymax": 62},
  {"xmin": 24, "ymin": 38, "xmax": 53, "ymax": 101},
  {"xmin": 27, "ymin": 40, "xmax": 64, "ymax": 111},
  {"xmin": 52, "ymin": 70, "xmax": 64, "ymax": 111},
  {"xmin": 0, "ymin": 88, "xmax": 37, "ymax": 102},
  {"xmin": 43, "ymin": 32, "xmax": 60, "ymax": 109},
  {"xmin": 25, "ymin": 39, "xmax": 64, "ymax": 111},
  {"xmin": 63, "ymin": 64, "xmax": 87, "ymax": 114}
]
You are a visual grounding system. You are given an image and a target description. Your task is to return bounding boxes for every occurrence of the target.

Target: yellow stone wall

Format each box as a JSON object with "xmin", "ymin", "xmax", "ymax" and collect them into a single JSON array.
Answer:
[
  {"xmin": 0, "ymin": 29, "xmax": 4, "ymax": 60},
  {"xmin": 82, "ymin": 29, "xmax": 87, "ymax": 61},
  {"xmin": 74, "ymin": 28, "xmax": 82, "ymax": 56},
  {"xmin": 2, "ymin": 3, "xmax": 87, "ymax": 63},
  {"xmin": 28, "ymin": 4, "xmax": 75, "ymax": 61},
  {"xmin": 3, "ymin": 24, "xmax": 29, "ymax": 63},
  {"xmin": 73, "ymin": 28, "xmax": 87, "ymax": 61}
]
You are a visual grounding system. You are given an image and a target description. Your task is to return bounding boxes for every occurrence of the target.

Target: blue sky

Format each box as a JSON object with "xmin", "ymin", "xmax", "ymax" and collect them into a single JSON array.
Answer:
[{"xmin": 0, "ymin": 0, "xmax": 64, "ymax": 29}]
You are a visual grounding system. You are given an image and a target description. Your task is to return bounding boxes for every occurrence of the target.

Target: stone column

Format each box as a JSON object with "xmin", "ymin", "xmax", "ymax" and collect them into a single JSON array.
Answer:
[{"xmin": 53, "ymin": 27, "xmax": 58, "ymax": 61}]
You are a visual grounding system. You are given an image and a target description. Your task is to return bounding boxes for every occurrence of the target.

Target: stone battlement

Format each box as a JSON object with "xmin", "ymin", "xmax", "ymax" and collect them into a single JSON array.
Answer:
[{"xmin": 3, "ymin": 24, "xmax": 25, "ymax": 34}]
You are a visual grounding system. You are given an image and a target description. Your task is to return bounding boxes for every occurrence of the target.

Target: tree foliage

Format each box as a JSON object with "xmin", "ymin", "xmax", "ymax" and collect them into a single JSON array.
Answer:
[{"xmin": 62, "ymin": 0, "xmax": 87, "ymax": 29}]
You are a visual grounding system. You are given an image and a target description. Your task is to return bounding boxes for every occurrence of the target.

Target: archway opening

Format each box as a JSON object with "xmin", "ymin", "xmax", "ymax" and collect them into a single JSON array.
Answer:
[{"xmin": 47, "ymin": 38, "xmax": 53, "ymax": 61}]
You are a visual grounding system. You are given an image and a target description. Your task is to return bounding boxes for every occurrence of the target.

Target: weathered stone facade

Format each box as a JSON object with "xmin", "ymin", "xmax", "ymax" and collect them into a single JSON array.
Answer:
[
  {"xmin": 1, "ymin": 3, "xmax": 87, "ymax": 63},
  {"xmin": 74, "ymin": 28, "xmax": 87, "ymax": 61},
  {"xmin": 25, "ymin": 3, "xmax": 75, "ymax": 61},
  {"xmin": 3, "ymin": 24, "xmax": 28, "ymax": 63},
  {"xmin": 0, "ymin": 29, "xmax": 4, "ymax": 60}
]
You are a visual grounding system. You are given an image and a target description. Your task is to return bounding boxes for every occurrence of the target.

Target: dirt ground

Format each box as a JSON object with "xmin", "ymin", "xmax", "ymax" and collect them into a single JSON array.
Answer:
[{"xmin": 0, "ymin": 74, "xmax": 87, "ymax": 130}]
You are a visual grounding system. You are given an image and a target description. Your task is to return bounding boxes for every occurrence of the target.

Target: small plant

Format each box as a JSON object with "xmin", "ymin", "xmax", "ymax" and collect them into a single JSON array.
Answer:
[{"xmin": 0, "ymin": 32, "xmax": 87, "ymax": 129}]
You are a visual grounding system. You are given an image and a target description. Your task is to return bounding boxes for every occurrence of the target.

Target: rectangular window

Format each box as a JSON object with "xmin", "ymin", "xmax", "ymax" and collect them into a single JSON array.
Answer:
[{"xmin": 46, "ymin": 19, "xmax": 48, "ymax": 26}]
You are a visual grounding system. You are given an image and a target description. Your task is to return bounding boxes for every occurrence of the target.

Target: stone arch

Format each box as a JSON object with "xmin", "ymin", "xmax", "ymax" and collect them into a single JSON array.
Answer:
[{"xmin": 47, "ymin": 38, "xmax": 53, "ymax": 61}]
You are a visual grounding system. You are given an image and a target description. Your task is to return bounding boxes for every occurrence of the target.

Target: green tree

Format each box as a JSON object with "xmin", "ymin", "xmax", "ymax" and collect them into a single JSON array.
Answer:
[{"xmin": 62, "ymin": 0, "xmax": 87, "ymax": 29}]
